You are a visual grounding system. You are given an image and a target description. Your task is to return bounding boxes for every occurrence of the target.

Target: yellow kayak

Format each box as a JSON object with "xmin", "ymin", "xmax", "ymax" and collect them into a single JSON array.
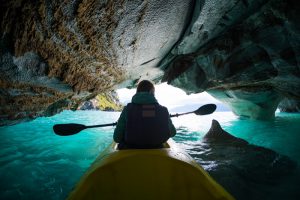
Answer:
[{"xmin": 67, "ymin": 139, "xmax": 235, "ymax": 200}]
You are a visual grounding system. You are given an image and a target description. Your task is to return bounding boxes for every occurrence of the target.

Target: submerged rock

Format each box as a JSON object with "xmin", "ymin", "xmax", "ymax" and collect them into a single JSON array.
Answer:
[
  {"xmin": 203, "ymin": 119, "xmax": 249, "ymax": 145},
  {"xmin": 193, "ymin": 119, "xmax": 298, "ymax": 200}
]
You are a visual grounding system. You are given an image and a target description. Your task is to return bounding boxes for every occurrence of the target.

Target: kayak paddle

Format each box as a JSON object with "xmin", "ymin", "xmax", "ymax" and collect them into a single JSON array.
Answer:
[
  {"xmin": 169, "ymin": 103, "xmax": 216, "ymax": 117},
  {"xmin": 53, "ymin": 122, "xmax": 117, "ymax": 136},
  {"xmin": 53, "ymin": 104, "xmax": 216, "ymax": 136}
]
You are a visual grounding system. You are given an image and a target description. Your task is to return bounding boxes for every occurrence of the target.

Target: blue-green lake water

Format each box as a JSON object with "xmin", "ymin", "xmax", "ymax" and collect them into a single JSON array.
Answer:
[{"xmin": 0, "ymin": 110, "xmax": 299, "ymax": 200}]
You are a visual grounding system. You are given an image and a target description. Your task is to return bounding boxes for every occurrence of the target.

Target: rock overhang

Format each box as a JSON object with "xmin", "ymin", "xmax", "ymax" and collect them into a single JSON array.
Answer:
[
  {"xmin": 161, "ymin": 0, "xmax": 300, "ymax": 119},
  {"xmin": 0, "ymin": 0, "xmax": 299, "ymax": 125}
]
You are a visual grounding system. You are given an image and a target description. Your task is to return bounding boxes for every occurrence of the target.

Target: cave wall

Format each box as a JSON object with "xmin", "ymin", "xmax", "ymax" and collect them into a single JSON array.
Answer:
[
  {"xmin": 162, "ymin": 0, "xmax": 300, "ymax": 119},
  {"xmin": 1, "ymin": 0, "xmax": 299, "ymax": 125},
  {"xmin": 0, "ymin": 0, "xmax": 193, "ymax": 125}
]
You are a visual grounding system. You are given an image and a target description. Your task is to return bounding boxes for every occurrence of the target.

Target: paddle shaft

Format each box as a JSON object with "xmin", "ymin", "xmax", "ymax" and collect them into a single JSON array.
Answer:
[
  {"xmin": 82, "ymin": 112, "xmax": 192, "ymax": 129},
  {"xmin": 53, "ymin": 104, "xmax": 216, "ymax": 136},
  {"xmin": 170, "ymin": 111, "xmax": 194, "ymax": 118},
  {"xmin": 75, "ymin": 112, "xmax": 191, "ymax": 129},
  {"xmin": 86, "ymin": 122, "xmax": 117, "ymax": 128}
]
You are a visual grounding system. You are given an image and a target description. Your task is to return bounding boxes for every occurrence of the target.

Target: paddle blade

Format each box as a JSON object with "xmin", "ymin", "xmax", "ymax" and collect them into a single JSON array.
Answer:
[
  {"xmin": 53, "ymin": 123, "xmax": 86, "ymax": 136},
  {"xmin": 194, "ymin": 104, "xmax": 217, "ymax": 115}
]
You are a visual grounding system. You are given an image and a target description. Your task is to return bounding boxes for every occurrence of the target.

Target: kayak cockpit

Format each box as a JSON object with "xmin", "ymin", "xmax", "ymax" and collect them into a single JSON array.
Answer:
[{"xmin": 67, "ymin": 139, "xmax": 234, "ymax": 200}]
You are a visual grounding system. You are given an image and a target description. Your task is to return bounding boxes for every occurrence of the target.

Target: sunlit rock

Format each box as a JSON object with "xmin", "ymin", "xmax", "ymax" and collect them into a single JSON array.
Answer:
[{"xmin": 78, "ymin": 92, "xmax": 122, "ymax": 111}]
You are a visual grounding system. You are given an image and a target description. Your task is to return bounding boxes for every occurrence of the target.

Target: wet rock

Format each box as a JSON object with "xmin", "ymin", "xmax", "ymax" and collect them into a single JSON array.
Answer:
[
  {"xmin": 207, "ymin": 88, "xmax": 282, "ymax": 120},
  {"xmin": 78, "ymin": 100, "xmax": 97, "ymax": 111},
  {"xmin": 278, "ymin": 98, "xmax": 300, "ymax": 113},
  {"xmin": 192, "ymin": 119, "xmax": 298, "ymax": 200},
  {"xmin": 203, "ymin": 119, "xmax": 248, "ymax": 145}
]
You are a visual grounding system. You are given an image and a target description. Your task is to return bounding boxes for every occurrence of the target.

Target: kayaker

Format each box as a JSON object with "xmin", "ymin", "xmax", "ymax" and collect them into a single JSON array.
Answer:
[{"xmin": 114, "ymin": 80, "xmax": 176, "ymax": 149}]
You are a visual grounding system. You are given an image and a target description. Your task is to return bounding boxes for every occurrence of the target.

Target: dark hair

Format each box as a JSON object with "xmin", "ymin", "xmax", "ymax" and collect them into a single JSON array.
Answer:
[{"xmin": 136, "ymin": 80, "xmax": 155, "ymax": 92}]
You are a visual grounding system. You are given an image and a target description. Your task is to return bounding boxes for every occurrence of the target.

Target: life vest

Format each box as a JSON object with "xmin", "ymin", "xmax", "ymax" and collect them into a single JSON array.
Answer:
[{"xmin": 125, "ymin": 103, "xmax": 170, "ymax": 148}]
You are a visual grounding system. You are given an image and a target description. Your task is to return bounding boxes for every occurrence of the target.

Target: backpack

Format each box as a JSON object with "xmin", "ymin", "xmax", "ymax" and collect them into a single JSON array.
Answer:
[{"xmin": 125, "ymin": 103, "xmax": 170, "ymax": 148}]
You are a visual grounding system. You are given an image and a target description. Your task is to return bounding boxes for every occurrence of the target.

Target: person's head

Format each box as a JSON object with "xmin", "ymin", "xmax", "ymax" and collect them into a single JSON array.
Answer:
[{"xmin": 136, "ymin": 80, "xmax": 155, "ymax": 94}]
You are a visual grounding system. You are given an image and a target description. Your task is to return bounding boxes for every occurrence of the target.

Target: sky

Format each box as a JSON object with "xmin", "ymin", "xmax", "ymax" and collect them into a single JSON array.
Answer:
[{"xmin": 116, "ymin": 83, "xmax": 229, "ymax": 112}]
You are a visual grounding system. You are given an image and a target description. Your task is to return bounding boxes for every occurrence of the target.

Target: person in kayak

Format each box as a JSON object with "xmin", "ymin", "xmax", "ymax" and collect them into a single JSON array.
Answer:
[{"xmin": 114, "ymin": 80, "xmax": 176, "ymax": 149}]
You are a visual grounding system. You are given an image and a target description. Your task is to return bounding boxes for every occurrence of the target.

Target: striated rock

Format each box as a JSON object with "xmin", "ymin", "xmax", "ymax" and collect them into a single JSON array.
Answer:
[
  {"xmin": 278, "ymin": 98, "xmax": 300, "ymax": 112},
  {"xmin": 0, "ymin": 51, "xmax": 76, "ymax": 125},
  {"xmin": 1, "ymin": 0, "xmax": 299, "ymax": 125},
  {"xmin": 0, "ymin": 0, "xmax": 193, "ymax": 125},
  {"xmin": 162, "ymin": 0, "xmax": 300, "ymax": 119},
  {"xmin": 207, "ymin": 88, "xmax": 282, "ymax": 120}
]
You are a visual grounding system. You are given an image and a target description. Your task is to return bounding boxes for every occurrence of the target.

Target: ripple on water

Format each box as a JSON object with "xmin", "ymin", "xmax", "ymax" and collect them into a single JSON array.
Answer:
[
  {"xmin": 1, "ymin": 111, "xmax": 300, "ymax": 200},
  {"xmin": 172, "ymin": 112, "xmax": 300, "ymax": 200}
]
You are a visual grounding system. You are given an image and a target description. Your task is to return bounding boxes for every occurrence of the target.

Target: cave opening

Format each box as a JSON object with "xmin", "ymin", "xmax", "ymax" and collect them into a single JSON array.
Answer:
[{"xmin": 117, "ymin": 83, "xmax": 230, "ymax": 113}]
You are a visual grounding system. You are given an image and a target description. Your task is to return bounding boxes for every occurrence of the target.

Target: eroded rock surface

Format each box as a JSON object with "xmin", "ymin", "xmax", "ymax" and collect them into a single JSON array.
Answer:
[
  {"xmin": 0, "ymin": 0, "xmax": 193, "ymax": 125},
  {"xmin": 162, "ymin": 0, "xmax": 300, "ymax": 119},
  {"xmin": 1, "ymin": 0, "xmax": 299, "ymax": 125},
  {"xmin": 278, "ymin": 98, "xmax": 300, "ymax": 112}
]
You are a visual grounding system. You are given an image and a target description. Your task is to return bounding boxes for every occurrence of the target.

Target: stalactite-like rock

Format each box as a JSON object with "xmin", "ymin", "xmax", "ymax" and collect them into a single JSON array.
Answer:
[{"xmin": 1, "ymin": 0, "xmax": 299, "ymax": 125}]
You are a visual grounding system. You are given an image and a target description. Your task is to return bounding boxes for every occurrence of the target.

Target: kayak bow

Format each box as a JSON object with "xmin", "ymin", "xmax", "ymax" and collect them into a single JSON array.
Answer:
[{"xmin": 67, "ymin": 139, "xmax": 234, "ymax": 200}]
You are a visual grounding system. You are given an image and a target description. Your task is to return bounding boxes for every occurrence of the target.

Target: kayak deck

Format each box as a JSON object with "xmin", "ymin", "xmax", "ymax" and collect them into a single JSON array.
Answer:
[{"xmin": 67, "ymin": 139, "xmax": 234, "ymax": 200}]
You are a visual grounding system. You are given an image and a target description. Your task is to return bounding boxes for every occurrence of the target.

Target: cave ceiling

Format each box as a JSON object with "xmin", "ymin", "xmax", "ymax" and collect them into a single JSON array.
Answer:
[{"xmin": 0, "ymin": 0, "xmax": 299, "ymax": 125}]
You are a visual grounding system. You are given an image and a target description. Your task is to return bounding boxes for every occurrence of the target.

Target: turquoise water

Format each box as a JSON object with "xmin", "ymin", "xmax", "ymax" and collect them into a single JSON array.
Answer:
[
  {"xmin": 0, "ymin": 110, "xmax": 299, "ymax": 200},
  {"xmin": 172, "ymin": 112, "xmax": 300, "ymax": 200}
]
